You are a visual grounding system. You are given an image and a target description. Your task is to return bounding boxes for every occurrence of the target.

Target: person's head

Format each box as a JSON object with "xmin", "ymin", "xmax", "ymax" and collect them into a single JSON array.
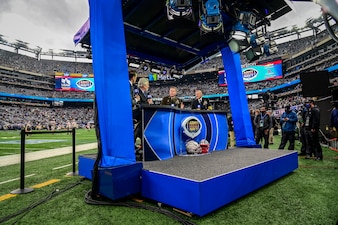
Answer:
[
  {"xmin": 169, "ymin": 86, "xmax": 177, "ymax": 97},
  {"xmin": 260, "ymin": 106, "xmax": 266, "ymax": 114},
  {"xmin": 309, "ymin": 99, "xmax": 315, "ymax": 108},
  {"xmin": 304, "ymin": 101, "xmax": 310, "ymax": 109},
  {"xmin": 137, "ymin": 78, "xmax": 150, "ymax": 91},
  {"xmin": 333, "ymin": 101, "xmax": 338, "ymax": 108},
  {"xmin": 285, "ymin": 105, "xmax": 291, "ymax": 113},
  {"xmin": 195, "ymin": 89, "xmax": 203, "ymax": 99},
  {"xmin": 129, "ymin": 70, "xmax": 137, "ymax": 84}
]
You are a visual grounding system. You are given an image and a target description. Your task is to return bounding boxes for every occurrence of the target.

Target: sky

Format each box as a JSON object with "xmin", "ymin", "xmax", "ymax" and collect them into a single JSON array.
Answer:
[{"xmin": 0, "ymin": 0, "xmax": 322, "ymax": 53}]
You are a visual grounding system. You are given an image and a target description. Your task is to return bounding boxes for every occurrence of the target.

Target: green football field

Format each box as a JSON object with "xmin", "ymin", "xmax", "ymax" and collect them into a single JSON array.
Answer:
[
  {"xmin": 0, "ymin": 129, "xmax": 97, "ymax": 156},
  {"xmin": 0, "ymin": 130, "xmax": 337, "ymax": 225}
]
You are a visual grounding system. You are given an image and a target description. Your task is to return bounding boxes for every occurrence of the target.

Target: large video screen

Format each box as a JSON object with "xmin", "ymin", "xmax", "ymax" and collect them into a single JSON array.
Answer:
[
  {"xmin": 218, "ymin": 59, "xmax": 283, "ymax": 86},
  {"xmin": 55, "ymin": 72, "xmax": 94, "ymax": 92}
]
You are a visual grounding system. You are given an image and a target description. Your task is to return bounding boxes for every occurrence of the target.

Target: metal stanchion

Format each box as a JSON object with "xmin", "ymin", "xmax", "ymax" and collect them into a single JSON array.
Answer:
[
  {"xmin": 11, "ymin": 129, "xmax": 34, "ymax": 194},
  {"xmin": 67, "ymin": 128, "xmax": 78, "ymax": 176}
]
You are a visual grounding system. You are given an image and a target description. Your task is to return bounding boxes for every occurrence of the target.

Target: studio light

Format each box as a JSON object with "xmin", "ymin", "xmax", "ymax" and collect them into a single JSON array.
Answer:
[
  {"xmin": 228, "ymin": 13, "xmax": 270, "ymax": 61},
  {"xmin": 176, "ymin": 0, "xmax": 191, "ymax": 7},
  {"xmin": 129, "ymin": 62, "xmax": 140, "ymax": 68},
  {"xmin": 150, "ymin": 67, "xmax": 161, "ymax": 74},
  {"xmin": 172, "ymin": 74, "xmax": 183, "ymax": 79},
  {"xmin": 142, "ymin": 63, "xmax": 149, "ymax": 71},
  {"xmin": 231, "ymin": 30, "xmax": 247, "ymax": 40},
  {"xmin": 238, "ymin": 11, "xmax": 257, "ymax": 30},
  {"xmin": 244, "ymin": 45, "xmax": 264, "ymax": 62},
  {"xmin": 86, "ymin": 48, "xmax": 92, "ymax": 59},
  {"xmin": 166, "ymin": 0, "xmax": 193, "ymax": 21},
  {"xmin": 263, "ymin": 40, "xmax": 278, "ymax": 56},
  {"xmin": 169, "ymin": 66, "xmax": 177, "ymax": 75},
  {"xmin": 199, "ymin": 0, "xmax": 223, "ymax": 34},
  {"xmin": 227, "ymin": 22, "xmax": 250, "ymax": 53},
  {"xmin": 248, "ymin": 30, "xmax": 265, "ymax": 47}
]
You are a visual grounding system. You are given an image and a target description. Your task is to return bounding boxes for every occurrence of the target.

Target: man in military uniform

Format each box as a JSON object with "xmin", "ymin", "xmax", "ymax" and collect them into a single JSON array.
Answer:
[{"xmin": 161, "ymin": 86, "xmax": 184, "ymax": 108}]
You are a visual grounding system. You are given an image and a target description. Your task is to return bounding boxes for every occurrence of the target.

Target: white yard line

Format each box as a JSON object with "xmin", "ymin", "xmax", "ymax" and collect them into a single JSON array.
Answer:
[
  {"xmin": 0, "ymin": 142, "xmax": 97, "ymax": 167},
  {"xmin": 1, "ymin": 152, "xmax": 16, "ymax": 155},
  {"xmin": 52, "ymin": 163, "xmax": 78, "ymax": 170},
  {"xmin": 0, "ymin": 174, "xmax": 36, "ymax": 185}
]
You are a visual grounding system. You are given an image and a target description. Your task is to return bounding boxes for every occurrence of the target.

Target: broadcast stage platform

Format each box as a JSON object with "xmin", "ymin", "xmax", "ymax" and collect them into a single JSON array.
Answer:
[{"xmin": 79, "ymin": 148, "xmax": 298, "ymax": 216}]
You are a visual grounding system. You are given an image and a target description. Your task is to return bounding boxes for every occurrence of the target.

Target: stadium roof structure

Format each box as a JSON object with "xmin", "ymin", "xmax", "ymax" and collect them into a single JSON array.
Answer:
[{"xmin": 74, "ymin": 0, "xmax": 292, "ymax": 70}]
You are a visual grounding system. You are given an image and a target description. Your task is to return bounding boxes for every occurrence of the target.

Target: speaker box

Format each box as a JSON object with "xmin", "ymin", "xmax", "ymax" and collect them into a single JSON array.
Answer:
[{"xmin": 300, "ymin": 71, "xmax": 330, "ymax": 97}]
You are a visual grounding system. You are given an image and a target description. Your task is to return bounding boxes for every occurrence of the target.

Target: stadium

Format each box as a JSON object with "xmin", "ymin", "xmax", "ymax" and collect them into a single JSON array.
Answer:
[{"xmin": 0, "ymin": 0, "xmax": 338, "ymax": 224}]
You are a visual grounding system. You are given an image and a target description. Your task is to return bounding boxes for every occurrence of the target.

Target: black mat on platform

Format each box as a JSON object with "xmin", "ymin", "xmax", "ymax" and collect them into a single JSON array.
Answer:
[{"xmin": 143, "ymin": 148, "xmax": 296, "ymax": 181}]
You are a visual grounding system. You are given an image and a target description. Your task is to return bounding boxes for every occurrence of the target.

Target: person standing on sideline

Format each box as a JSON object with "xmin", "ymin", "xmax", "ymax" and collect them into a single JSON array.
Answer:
[
  {"xmin": 227, "ymin": 114, "xmax": 235, "ymax": 148},
  {"xmin": 254, "ymin": 106, "xmax": 272, "ymax": 148},
  {"xmin": 250, "ymin": 109, "xmax": 257, "ymax": 138},
  {"xmin": 307, "ymin": 100, "xmax": 323, "ymax": 160},
  {"xmin": 298, "ymin": 106, "xmax": 307, "ymax": 156},
  {"xmin": 329, "ymin": 101, "xmax": 338, "ymax": 138},
  {"xmin": 303, "ymin": 101, "xmax": 315, "ymax": 158},
  {"xmin": 191, "ymin": 89, "xmax": 212, "ymax": 110},
  {"xmin": 267, "ymin": 109, "xmax": 277, "ymax": 145},
  {"xmin": 278, "ymin": 105, "xmax": 298, "ymax": 150}
]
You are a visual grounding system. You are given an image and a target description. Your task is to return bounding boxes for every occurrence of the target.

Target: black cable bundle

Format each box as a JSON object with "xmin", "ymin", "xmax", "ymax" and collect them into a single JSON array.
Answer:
[
  {"xmin": 90, "ymin": 97, "xmax": 103, "ymax": 200},
  {"xmin": 0, "ymin": 179, "xmax": 84, "ymax": 224},
  {"xmin": 84, "ymin": 190, "xmax": 197, "ymax": 225}
]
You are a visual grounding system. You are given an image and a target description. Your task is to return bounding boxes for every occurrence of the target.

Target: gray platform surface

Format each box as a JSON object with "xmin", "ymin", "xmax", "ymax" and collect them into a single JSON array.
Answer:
[{"xmin": 143, "ymin": 148, "xmax": 297, "ymax": 181}]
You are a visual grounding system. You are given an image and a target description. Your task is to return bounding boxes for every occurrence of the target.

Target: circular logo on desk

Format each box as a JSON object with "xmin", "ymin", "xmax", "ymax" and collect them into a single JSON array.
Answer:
[{"xmin": 181, "ymin": 116, "xmax": 202, "ymax": 138}]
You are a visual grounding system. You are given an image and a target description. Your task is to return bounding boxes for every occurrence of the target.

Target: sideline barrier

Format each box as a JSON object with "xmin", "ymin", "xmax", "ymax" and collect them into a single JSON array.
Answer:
[
  {"xmin": 10, "ymin": 128, "xmax": 76, "ymax": 194},
  {"xmin": 319, "ymin": 129, "xmax": 338, "ymax": 153},
  {"xmin": 328, "ymin": 138, "xmax": 338, "ymax": 152}
]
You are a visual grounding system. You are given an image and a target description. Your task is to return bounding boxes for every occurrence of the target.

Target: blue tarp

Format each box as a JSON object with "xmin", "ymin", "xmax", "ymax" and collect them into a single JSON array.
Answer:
[
  {"xmin": 90, "ymin": 0, "xmax": 136, "ymax": 167},
  {"xmin": 327, "ymin": 64, "xmax": 338, "ymax": 72},
  {"xmin": 221, "ymin": 47, "xmax": 256, "ymax": 147}
]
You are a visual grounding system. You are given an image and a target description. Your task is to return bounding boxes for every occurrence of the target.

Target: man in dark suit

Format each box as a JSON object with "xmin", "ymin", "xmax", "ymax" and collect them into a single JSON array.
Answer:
[
  {"xmin": 134, "ymin": 77, "xmax": 153, "ymax": 144},
  {"xmin": 129, "ymin": 70, "xmax": 140, "ymax": 121},
  {"xmin": 134, "ymin": 77, "xmax": 153, "ymax": 105},
  {"xmin": 306, "ymin": 100, "xmax": 323, "ymax": 160},
  {"xmin": 191, "ymin": 89, "xmax": 212, "ymax": 110},
  {"xmin": 254, "ymin": 106, "xmax": 272, "ymax": 148}
]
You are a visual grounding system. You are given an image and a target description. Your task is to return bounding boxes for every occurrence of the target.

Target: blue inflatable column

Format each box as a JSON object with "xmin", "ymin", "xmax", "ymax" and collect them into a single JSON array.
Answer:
[
  {"xmin": 220, "ymin": 47, "xmax": 256, "ymax": 147},
  {"xmin": 90, "ymin": 0, "xmax": 136, "ymax": 166}
]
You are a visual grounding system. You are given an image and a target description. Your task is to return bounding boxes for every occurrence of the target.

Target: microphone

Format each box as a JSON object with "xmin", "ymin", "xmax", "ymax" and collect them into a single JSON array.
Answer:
[{"xmin": 147, "ymin": 94, "xmax": 152, "ymax": 99}]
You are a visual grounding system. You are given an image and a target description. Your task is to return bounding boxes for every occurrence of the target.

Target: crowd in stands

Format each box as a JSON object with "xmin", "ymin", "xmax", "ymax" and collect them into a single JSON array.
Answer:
[
  {"xmin": 0, "ymin": 28, "xmax": 336, "ymax": 130},
  {"xmin": 0, "ymin": 84, "xmax": 94, "ymax": 99},
  {"xmin": 0, "ymin": 49, "xmax": 93, "ymax": 75},
  {"xmin": 0, "ymin": 105, "xmax": 94, "ymax": 130}
]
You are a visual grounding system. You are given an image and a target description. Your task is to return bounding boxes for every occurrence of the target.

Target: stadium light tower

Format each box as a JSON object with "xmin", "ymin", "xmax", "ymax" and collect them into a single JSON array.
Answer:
[{"xmin": 300, "ymin": 0, "xmax": 338, "ymax": 42}]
